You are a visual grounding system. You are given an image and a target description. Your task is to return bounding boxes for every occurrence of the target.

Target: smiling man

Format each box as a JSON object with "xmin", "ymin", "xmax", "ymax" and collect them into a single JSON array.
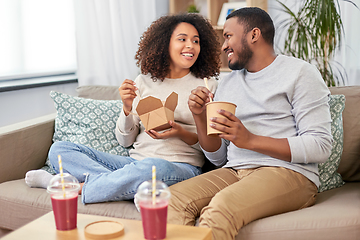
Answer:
[{"xmin": 167, "ymin": 7, "xmax": 333, "ymax": 240}]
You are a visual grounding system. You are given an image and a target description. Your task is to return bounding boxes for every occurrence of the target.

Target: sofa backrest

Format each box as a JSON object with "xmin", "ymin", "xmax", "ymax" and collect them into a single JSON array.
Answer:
[{"xmin": 77, "ymin": 85, "xmax": 122, "ymax": 100}]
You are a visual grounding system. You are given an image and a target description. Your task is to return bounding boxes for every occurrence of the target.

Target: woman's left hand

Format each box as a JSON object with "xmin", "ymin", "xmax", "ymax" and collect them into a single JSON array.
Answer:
[{"xmin": 145, "ymin": 121, "xmax": 182, "ymax": 140}]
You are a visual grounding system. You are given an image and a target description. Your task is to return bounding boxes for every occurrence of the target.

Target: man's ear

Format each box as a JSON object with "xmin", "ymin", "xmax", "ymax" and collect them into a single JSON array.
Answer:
[{"xmin": 251, "ymin": 28, "xmax": 261, "ymax": 43}]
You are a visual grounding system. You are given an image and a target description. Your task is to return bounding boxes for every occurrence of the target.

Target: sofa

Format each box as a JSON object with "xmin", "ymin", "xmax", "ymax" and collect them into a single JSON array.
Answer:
[{"xmin": 0, "ymin": 85, "xmax": 359, "ymax": 240}]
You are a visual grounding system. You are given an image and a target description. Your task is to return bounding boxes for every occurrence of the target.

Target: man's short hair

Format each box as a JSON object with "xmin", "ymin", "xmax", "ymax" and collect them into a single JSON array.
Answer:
[{"xmin": 226, "ymin": 7, "xmax": 275, "ymax": 46}]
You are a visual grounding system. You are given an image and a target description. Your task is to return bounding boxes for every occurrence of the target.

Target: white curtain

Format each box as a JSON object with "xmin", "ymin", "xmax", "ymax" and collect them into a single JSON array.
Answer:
[
  {"xmin": 335, "ymin": 0, "xmax": 360, "ymax": 85},
  {"xmin": 73, "ymin": 0, "xmax": 167, "ymax": 86}
]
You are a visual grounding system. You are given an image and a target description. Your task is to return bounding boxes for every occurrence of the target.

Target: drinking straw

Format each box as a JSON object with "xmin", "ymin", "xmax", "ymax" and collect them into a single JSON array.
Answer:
[
  {"xmin": 204, "ymin": 78, "xmax": 213, "ymax": 102},
  {"xmin": 152, "ymin": 165, "xmax": 156, "ymax": 205},
  {"xmin": 58, "ymin": 155, "xmax": 66, "ymax": 198}
]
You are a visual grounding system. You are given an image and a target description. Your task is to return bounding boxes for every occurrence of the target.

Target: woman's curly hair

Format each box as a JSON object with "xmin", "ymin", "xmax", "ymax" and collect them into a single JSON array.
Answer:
[{"xmin": 135, "ymin": 13, "xmax": 221, "ymax": 81}]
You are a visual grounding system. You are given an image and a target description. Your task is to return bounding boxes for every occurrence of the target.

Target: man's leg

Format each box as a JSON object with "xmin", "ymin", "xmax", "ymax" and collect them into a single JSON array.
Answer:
[
  {"xmin": 199, "ymin": 167, "xmax": 318, "ymax": 240},
  {"xmin": 168, "ymin": 168, "xmax": 239, "ymax": 226}
]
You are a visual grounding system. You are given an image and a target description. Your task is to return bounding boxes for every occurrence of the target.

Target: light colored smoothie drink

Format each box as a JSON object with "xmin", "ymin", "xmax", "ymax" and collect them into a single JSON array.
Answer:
[
  {"xmin": 140, "ymin": 200, "xmax": 168, "ymax": 240},
  {"xmin": 47, "ymin": 173, "xmax": 80, "ymax": 231},
  {"xmin": 51, "ymin": 192, "xmax": 78, "ymax": 230},
  {"xmin": 137, "ymin": 180, "xmax": 171, "ymax": 240}
]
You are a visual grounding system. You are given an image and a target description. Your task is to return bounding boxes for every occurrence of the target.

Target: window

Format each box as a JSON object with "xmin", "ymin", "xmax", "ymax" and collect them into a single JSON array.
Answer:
[{"xmin": 0, "ymin": 0, "xmax": 77, "ymax": 81}]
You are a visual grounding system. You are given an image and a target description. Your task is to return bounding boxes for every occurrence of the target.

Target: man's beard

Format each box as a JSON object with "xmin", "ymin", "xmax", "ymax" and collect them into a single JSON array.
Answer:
[{"xmin": 228, "ymin": 37, "xmax": 253, "ymax": 70}]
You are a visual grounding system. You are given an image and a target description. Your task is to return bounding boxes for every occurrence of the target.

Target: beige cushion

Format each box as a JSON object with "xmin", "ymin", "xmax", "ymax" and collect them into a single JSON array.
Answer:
[
  {"xmin": 76, "ymin": 85, "xmax": 121, "ymax": 100},
  {"xmin": 0, "ymin": 179, "xmax": 140, "ymax": 231},
  {"xmin": 236, "ymin": 182, "xmax": 360, "ymax": 240},
  {"xmin": 329, "ymin": 86, "xmax": 360, "ymax": 181}
]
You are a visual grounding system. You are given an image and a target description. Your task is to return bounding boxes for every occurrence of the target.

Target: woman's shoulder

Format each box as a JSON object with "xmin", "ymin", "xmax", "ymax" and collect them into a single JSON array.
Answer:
[
  {"xmin": 186, "ymin": 73, "xmax": 218, "ymax": 91},
  {"xmin": 134, "ymin": 73, "xmax": 152, "ymax": 83}
]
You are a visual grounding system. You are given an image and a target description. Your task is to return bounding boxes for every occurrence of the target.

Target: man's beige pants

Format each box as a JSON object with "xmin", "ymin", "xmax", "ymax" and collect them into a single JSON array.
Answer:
[{"xmin": 168, "ymin": 167, "xmax": 318, "ymax": 240}]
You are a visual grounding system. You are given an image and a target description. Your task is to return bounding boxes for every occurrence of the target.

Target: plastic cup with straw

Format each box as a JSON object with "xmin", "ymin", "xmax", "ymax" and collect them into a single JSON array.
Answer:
[
  {"xmin": 47, "ymin": 155, "xmax": 80, "ymax": 231},
  {"xmin": 137, "ymin": 166, "xmax": 171, "ymax": 240}
]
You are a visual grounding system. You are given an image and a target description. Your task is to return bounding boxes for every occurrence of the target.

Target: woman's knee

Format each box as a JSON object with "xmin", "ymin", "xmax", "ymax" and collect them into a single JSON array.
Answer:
[{"xmin": 48, "ymin": 141, "xmax": 80, "ymax": 166}]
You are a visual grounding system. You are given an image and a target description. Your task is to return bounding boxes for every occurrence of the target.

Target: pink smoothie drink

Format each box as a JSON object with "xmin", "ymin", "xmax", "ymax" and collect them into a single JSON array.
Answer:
[
  {"xmin": 51, "ymin": 192, "xmax": 78, "ymax": 231},
  {"xmin": 140, "ymin": 200, "xmax": 168, "ymax": 240}
]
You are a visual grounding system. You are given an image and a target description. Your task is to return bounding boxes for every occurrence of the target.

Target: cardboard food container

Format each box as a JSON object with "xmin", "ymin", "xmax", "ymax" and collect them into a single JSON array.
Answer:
[{"xmin": 136, "ymin": 92, "xmax": 178, "ymax": 132}]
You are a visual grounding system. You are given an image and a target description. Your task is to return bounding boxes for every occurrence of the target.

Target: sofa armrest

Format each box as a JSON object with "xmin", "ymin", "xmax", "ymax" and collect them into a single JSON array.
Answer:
[{"xmin": 0, "ymin": 113, "xmax": 56, "ymax": 184}]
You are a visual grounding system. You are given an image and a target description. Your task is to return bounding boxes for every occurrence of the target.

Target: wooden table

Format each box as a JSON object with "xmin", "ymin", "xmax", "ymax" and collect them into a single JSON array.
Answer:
[{"xmin": 2, "ymin": 212, "xmax": 212, "ymax": 240}]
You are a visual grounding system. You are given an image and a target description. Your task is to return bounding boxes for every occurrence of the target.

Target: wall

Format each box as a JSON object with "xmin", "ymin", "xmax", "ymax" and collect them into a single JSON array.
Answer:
[
  {"xmin": 0, "ymin": 1, "xmax": 169, "ymax": 129},
  {"xmin": 0, "ymin": 82, "xmax": 78, "ymax": 128},
  {"xmin": 2, "ymin": 0, "xmax": 356, "ymax": 128}
]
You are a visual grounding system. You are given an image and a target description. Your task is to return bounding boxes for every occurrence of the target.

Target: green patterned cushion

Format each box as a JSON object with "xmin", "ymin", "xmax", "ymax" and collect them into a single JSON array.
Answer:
[
  {"xmin": 318, "ymin": 94, "xmax": 346, "ymax": 192},
  {"xmin": 49, "ymin": 90, "xmax": 130, "ymax": 155}
]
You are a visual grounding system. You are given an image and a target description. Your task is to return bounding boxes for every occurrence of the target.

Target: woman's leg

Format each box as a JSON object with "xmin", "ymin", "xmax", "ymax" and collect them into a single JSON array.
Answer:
[
  {"xmin": 167, "ymin": 168, "xmax": 239, "ymax": 226},
  {"xmin": 48, "ymin": 141, "xmax": 133, "ymax": 182},
  {"xmin": 82, "ymin": 157, "xmax": 202, "ymax": 204},
  {"xmin": 26, "ymin": 141, "xmax": 131, "ymax": 189},
  {"xmin": 199, "ymin": 167, "xmax": 318, "ymax": 240},
  {"xmin": 49, "ymin": 141, "xmax": 203, "ymax": 204}
]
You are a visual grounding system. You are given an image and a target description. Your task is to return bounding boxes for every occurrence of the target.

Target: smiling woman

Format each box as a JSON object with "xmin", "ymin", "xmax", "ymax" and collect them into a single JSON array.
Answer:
[{"xmin": 0, "ymin": 0, "xmax": 77, "ymax": 81}]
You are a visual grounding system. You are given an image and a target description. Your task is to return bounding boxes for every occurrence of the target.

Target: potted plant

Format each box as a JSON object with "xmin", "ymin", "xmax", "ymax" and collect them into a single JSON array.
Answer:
[
  {"xmin": 276, "ymin": 0, "xmax": 357, "ymax": 86},
  {"xmin": 187, "ymin": 4, "xmax": 200, "ymax": 13}
]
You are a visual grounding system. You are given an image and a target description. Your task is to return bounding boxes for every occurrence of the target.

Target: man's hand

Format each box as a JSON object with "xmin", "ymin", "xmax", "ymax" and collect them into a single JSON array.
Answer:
[
  {"xmin": 188, "ymin": 86, "xmax": 213, "ymax": 115},
  {"xmin": 210, "ymin": 109, "xmax": 291, "ymax": 162},
  {"xmin": 209, "ymin": 109, "xmax": 254, "ymax": 149},
  {"xmin": 188, "ymin": 86, "xmax": 221, "ymax": 152},
  {"xmin": 119, "ymin": 79, "xmax": 138, "ymax": 116}
]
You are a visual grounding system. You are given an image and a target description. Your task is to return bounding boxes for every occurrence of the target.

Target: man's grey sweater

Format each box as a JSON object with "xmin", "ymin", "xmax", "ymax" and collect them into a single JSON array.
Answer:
[{"xmin": 204, "ymin": 55, "xmax": 333, "ymax": 187}]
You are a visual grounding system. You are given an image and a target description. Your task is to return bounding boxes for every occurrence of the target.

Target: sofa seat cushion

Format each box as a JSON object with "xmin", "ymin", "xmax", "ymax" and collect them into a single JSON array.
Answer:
[
  {"xmin": 236, "ymin": 182, "xmax": 360, "ymax": 240},
  {"xmin": 0, "ymin": 179, "xmax": 140, "ymax": 231},
  {"xmin": 2, "ymin": 180, "xmax": 359, "ymax": 239}
]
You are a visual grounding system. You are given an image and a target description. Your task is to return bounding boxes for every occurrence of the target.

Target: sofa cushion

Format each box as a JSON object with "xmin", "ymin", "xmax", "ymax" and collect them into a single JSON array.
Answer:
[
  {"xmin": 318, "ymin": 94, "xmax": 345, "ymax": 192},
  {"xmin": 329, "ymin": 86, "xmax": 360, "ymax": 182},
  {"xmin": 50, "ymin": 91, "xmax": 130, "ymax": 156},
  {"xmin": 235, "ymin": 182, "xmax": 360, "ymax": 240}
]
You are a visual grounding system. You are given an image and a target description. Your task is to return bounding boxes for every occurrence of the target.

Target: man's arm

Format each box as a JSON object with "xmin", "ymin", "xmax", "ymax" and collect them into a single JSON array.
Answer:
[
  {"xmin": 210, "ymin": 109, "xmax": 291, "ymax": 162},
  {"xmin": 188, "ymin": 87, "xmax": 222, "ymax": 152}
]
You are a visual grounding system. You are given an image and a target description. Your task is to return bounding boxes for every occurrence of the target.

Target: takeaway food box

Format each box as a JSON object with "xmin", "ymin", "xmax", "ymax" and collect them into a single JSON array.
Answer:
[{"xmin": 136, "ymin": 92, "xmax": 178, "ymax": 131}]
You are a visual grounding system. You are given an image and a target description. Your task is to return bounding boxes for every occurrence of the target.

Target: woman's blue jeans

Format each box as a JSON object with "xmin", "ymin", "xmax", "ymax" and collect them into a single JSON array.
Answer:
[{"xmin": 48, "ymin": 141, "xmax": 202, "ymax": 204}]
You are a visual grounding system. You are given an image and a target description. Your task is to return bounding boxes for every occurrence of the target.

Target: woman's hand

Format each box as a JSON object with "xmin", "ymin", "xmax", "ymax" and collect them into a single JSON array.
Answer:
[
  {"xmin": 146, "ymin": 121, "xmax": 198, "ymax": 145},
  {"xmin": 145, "ymin": 121, "xmax": 183, "ymax": 139},
  {"xmin": 119, "ymin": 79, "xmax": 138, "ymax": 116}
]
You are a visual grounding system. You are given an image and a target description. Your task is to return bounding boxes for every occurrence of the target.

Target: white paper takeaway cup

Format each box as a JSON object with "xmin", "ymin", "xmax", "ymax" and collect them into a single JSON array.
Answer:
[{"xmin": 206, "ymin": 101, "xmax": 237, "ymax": 136}]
